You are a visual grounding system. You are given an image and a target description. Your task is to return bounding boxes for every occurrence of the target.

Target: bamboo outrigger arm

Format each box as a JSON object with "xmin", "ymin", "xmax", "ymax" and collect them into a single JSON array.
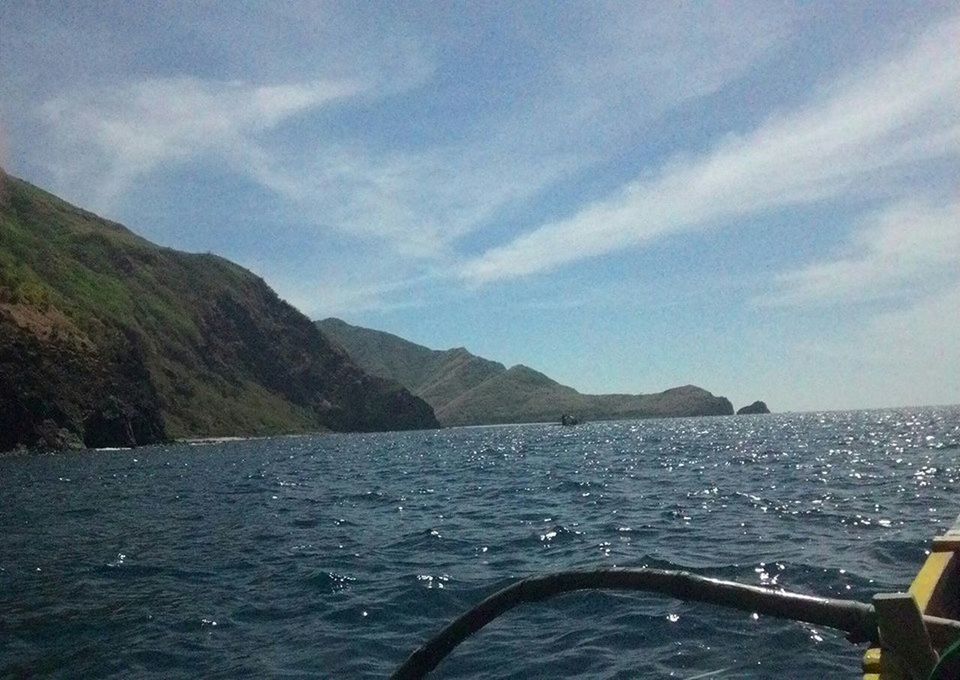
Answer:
[{"xmin": 391, "ymin": 568, "xmax": 960, "ymax": 680}]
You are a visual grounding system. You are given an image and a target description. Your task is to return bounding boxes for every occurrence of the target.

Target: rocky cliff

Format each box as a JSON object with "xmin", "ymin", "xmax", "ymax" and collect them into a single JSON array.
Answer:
[
  {"xmin": 317, "ymin": 318, "xmax": 734, "ymax": 426},
  {"xmin": 0, "ymin": 174, "xmax": 437, "ymax": 451}
]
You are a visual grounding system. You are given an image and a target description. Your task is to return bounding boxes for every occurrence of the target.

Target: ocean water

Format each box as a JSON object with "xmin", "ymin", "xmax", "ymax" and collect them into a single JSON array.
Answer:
[{"xmin": 2, "ymin": 408, "xmax": 959, "ymax": 679}]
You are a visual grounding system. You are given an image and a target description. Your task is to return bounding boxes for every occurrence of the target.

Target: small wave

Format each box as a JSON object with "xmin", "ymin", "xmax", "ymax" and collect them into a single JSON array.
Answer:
[
  {"xmin": 416, "ymin": 573, "xmax": 452, "ymax": 589},
  {"xmin": 537, "ymin": 524, "xmax": 583, "ymax": 544},
  {"xmin": 289, "ymin": 517, "xmax": 320, "ymax": 528},
  {"xmin": 305, "ymin": 570, "xmax": 356, "ymax": 592},
  {"xmin": 6, "ymin": 406, "xmax": 957, "ymax": 679}
]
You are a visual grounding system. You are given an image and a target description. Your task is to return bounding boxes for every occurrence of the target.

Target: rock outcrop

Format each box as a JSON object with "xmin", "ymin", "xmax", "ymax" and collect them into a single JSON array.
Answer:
[
  {"xmin": 0, "ymin": 175, "xmax": 438, "ymax": 452},
  {"xmin": 736, "ymin": 401, "xmax": 771, "ymax": 415}
]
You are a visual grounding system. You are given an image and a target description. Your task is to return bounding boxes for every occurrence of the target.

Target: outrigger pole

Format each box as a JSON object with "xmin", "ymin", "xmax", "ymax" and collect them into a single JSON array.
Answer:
[{"xmin": 391, "ymin": 567, "xmax": 960, "ymax": 680}]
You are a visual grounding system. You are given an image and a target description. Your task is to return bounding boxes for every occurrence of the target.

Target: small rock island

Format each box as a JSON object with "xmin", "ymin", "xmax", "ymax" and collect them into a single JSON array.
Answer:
[{"xmin": 737, "ymin": 401, "xmax": 771, "ymax": 415}]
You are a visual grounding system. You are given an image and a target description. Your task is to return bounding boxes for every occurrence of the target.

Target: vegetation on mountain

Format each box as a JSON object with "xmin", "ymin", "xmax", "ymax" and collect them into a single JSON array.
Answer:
[
  {"xmin": 0, "ymin": 172, "xmax": 437, "ymax": 451},
  {"xmin": 317, "ymin": 317, "xmax": 504, "ymax": 409},
  {"xmin": 316, "ymin": 318, "xmax": 735, "ymax": 426}
]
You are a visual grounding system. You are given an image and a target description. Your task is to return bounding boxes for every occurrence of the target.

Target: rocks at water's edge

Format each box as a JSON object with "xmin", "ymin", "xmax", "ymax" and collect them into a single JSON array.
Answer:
[{"xmin": 737, "ymin": 401, "xmax": 771, "ymax": 415}]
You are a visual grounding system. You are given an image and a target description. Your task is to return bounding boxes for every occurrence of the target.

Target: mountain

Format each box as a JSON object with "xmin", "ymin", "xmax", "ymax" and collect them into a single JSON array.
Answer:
[
  {"xmin": 316, "ymin": 317, "xmax": 505, "ymax": 409},
  {"xmin": 0, "ymin": 173, "xmax": 438, "ymax": 452},
  {"xmin": 316, "ymin": 318, "xmax": 734, "ymax": 426}
]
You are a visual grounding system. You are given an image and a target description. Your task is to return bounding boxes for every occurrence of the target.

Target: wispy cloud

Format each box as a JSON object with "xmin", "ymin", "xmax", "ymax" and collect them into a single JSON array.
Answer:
[
  {"xmin": 277, "ymin": 272, "xmax": 439, "ymax": 318},
  {"xmin": 759, "ymin": 199, "xmax": 960, "ymax": 306},
  {"xmin": 485, "ymin": 3, "xmax": 796, "ymax": 155},
  {"xmin": 266, "ymin": 5, "xmax": 795, "ymax": 263},
  {"xmin": 460, "ymin": 15, "xmax": 960, "ymax": 285},
  {"xmin": 40, "ymin": 76, "xmax": 365, "ymax": 211},
  {"xmin": 35, "ymin": 73, "xmax": 582, "ymax": 261},
  {"xmin": 242, "ymin": 144, "xmax": 584, "ymax": 259},
  {"xmin": 31, "ymin": 4, "xmax": 792, "ymax": 266}
]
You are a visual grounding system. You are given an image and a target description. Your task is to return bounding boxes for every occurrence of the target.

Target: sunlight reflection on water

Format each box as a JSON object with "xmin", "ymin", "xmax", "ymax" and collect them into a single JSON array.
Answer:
[{"xmin": 1, "ymin": 407, "xmax": 958, "ymax": 678}]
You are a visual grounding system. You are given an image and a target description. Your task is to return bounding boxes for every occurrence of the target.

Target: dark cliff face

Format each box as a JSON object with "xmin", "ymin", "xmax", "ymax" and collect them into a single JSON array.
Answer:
[
  {"xmin": 736, "ymin": 401, "xmax": 771, "ymax": 415},
  {"xmin": 317, "ymin": 318, "xmax": 736, "ymax": 426},
  {"xmin": 0, "ymin": 176, "xmax": 437, "ymax": 451},
  {"xmin": 0, "ymin": 307, "xmax": 166, "ymax": 450}
]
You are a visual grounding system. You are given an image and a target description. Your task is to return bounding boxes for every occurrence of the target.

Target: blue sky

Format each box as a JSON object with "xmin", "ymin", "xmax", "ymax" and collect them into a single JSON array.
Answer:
[{"xmin": 1, "ymin": 2, "xmax": 958, "ymax": 412}]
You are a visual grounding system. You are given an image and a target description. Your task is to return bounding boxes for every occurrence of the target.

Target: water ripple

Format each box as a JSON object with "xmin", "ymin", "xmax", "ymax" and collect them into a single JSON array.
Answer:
[{"xmin": 1, "ymin": 406, "xmax": 958, "ymax": 678}]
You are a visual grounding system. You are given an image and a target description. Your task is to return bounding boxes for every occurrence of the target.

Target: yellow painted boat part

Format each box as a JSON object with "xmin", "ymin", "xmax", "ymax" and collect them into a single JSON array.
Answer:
[{"xmin": 863, "ymin": 520, "xmax": 960, "ymax": 679}]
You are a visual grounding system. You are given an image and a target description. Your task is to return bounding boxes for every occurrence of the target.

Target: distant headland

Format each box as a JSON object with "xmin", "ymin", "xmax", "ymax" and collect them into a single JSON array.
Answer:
[{"xmin": 316, "ymin": 317, "xmax": 752, "ymax": 427}]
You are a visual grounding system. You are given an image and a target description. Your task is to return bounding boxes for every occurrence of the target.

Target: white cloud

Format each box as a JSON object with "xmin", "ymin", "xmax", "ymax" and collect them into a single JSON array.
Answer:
[
  {"xmin": 488, "ymin": 3, "xmax": 796, "ymax": 155},
  {"xmin": 31, "ymin": 4, "xmax": 792, "ymax": 266},
  {"xmin": 276, "ymin": 272, "xmax": 436, "ymax": 318},
  {"xmin": 40, "ymin": 76, "xmax": 364, "ymax": 210},
  {"xmin": 460, "ymin": 15, "xmax": 960, "ymax": 285},
  {"xmin": 243, "ymin": 144, "xmax": 584, "ymax": 259},
  {"xmin": 760, "ymin": 199, "xmax": 960, "ymax": 306},
  {"xmin": 35, "ymin": 73, "xmax": 581, "ymax": 260}
]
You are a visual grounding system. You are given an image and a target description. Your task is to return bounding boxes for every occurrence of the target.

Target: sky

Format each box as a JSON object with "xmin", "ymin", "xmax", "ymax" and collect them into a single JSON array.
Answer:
[{"xmin": 1, "ymin": 1, "xmax": 958, "ymax": 412}]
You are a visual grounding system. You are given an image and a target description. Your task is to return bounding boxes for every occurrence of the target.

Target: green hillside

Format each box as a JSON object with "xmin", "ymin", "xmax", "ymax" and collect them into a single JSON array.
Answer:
[
  {"xmin": 0, "ymin": 172, "xmax": 438, "ymax": 451},
  {"xmin": 316, "ymin": 318, "xmax": 734, "ymax": 426},
  {"xmin": 318, "ymin": 317, "xmax": 505, "ymax": 407}
]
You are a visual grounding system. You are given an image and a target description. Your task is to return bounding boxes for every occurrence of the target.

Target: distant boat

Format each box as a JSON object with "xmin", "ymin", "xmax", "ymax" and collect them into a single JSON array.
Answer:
[{"xmin": 560, "ymin": 414, "xmax": 580, "ymax": 426}]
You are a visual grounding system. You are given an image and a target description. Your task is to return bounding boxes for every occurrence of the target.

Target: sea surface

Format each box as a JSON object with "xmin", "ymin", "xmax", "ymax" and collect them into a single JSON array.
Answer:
[{"xmin": 2, "ymin": 408, "xmax": 959, "ymax": 679}]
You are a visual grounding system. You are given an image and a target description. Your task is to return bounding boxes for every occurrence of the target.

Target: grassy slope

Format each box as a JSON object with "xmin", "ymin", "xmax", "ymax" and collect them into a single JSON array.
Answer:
[
  {"xmin": 317, "ymin": 318, "xmax": 734, "ymax": 426},
  {"xmin": 318, "ymin": 317, "xmax": 505, "ymax": 409},
  {"xmin": 0, "ymin": 174, "xmax": 437, "ymax": 449}
]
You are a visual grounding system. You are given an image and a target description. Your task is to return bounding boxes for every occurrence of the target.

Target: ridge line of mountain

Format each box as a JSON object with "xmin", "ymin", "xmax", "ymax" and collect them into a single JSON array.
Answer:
[{"xmin": 315, "ymin": 317, "xmax": 757, "ymax": 426}]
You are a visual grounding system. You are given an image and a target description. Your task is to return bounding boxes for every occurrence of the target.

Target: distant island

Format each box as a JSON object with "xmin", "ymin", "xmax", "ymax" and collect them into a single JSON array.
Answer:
[
  {"xmin": 737, "ymin": 401, "xmax": 771, "ymax": 415},
  {"xmin": 316, "ymin": 318, "xmax": 738, "ymax": 426},
  {"xmin": 0, "ymin": 172, "xmax": 437, "ymax": 452}
]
